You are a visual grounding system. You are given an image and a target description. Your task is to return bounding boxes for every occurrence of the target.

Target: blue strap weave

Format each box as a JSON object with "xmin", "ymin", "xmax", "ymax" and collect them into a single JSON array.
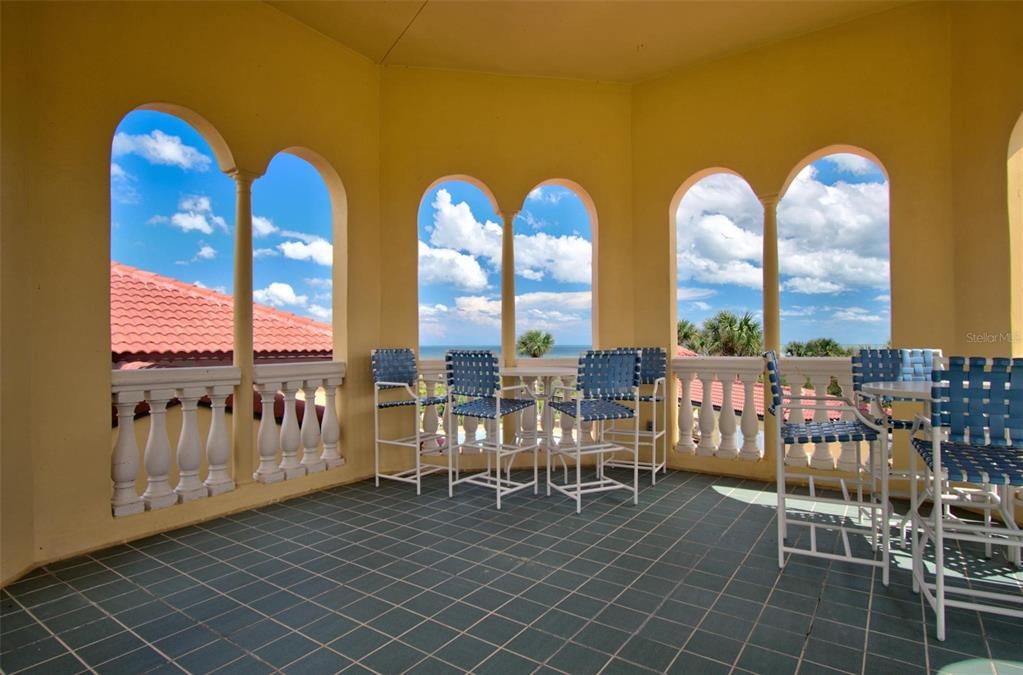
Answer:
[
  {"xmin": 550, "ymin": 399, "xmax": 635, "ymax": 422},
  {"xmin": 614, "ymin": 347, "xmax": 667, "ymax": 384},
  {"xmin": 781, "ymin": 420, "xmax": 879, "ymax": 444},
  {"xmin": 851, "ymin": 348, "xmax": 901, "ymax": 393},
  {"xmin": 452, "ymin": 397, "xmax": 534, "ymax": 419},
  {"xmin": 377, "ymin": 396, "xmax": 446, "ymax": 410},
  {"xmin": 576, "ymin": 350, "xmax": 641, "ymax": 399},
  {"xmin": 371, "ymin": 348, "xmax": 417, "ymax": 388},
  {"xmin": 446, "ymin": 350, "xmax": 500, "ymax": 397},
  {"xmin": 912, "ymin": 437, "xmax": 1023, "ymax": 486},
  {"xmin": 763, "ymin": 351, "xmax": 783, "ymax": 416},
  {"xmin": 930, "ymin": 357, "xmax": 1023, "ymax": 448}
]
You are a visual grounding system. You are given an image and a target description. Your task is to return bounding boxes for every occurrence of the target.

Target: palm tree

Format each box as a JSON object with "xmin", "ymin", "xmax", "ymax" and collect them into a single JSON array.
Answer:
[
  {"xmin": 785, "ymin": 341, "xmax": 808, "ymax": 357},
  {"xmin": 702, "ymin": 310, "xmax": 763, "ymax": 356},
  {"xmin": 803, "ymin": 337, "xmax": 851, "ymax": 357},
  {"xmin": 516, "ymin": 330, "xmax": 555, "ymax": 358},
  {"xmin": 677, "ymin": 319, "xmax": 705, "ymax": 353}
]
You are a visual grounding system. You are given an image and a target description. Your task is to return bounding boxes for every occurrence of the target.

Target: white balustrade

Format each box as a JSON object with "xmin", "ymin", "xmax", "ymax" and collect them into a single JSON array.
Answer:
[
  {"xmin": 110, "ymin": 367, "xmax": 242, "ymax": 516},
  {"xmin": 672, "ymin": 357, "xmax": 766, "ymax": 461},
  {"xmin": 422, "ymin": 379, "xmax": 442, "ymax": 450},
  {"xmin": 774, "ymin": 357, "xmax": 857, "ymax": 471},
  {"xmin": 253, "ymin": 362, "xmax": 347, "ymax": 482}
]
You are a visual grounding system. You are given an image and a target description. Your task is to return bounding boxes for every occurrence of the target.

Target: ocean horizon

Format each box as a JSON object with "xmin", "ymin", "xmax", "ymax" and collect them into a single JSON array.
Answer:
[{"xmin": 419, "ymin": 344, "xmax": 591, "ymax": 359}]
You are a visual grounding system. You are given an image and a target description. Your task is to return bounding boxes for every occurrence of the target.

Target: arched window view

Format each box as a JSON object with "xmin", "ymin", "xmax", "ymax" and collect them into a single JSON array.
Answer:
[
  {"xmin": 513, "ymin": 183, "xmax": 593, "ymax": 358},
  {"xmin": 779, "ymin": 152, "xmax": 891, "ymax": 355},
  {"xmin": 417, "ymin": 180, "xmax": 503, "ymax": 356},
  {"xmin": 251, "ymin": 152, "xmax": 334, "ymax": 359},
  {"xmin": 110, "ymin": 109, "xmax": 235, "ymax": 368},
  {"xmin": 675, "ymin": 173, "xmax": 764, "ymax": 356}
]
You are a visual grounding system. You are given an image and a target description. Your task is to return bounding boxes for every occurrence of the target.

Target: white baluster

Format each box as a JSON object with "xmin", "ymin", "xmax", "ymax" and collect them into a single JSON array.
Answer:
[
  {"xmin": 836, "ymin": 373, "xmax": 860, "ymax": 472},
  {"xmin": 254, "ymin": 383, "xmax": 285, "ymax": 483},
  {"xmin": 463, "ymin": 415, "xmax": 479, "ymax": 445},
  {"xmin": 142, "ymin": 389, "xmax": 177, "ymax": 510},
  {"xmin": 204, "ymin": 385, "xmax": 235, "ymax": 495},
  {"xmin": 715, "ymin": 376, "xmax": 738, "ymax": 458},
  {"xmin": 739, "ymin": 372, "xmax": 761, "ymax": 460},
  {"xmin": 279, "ymin": 381, "xmax": 305, "ymax": 479},
  {"xmin": 809, "ymin": 374, "xmax": 836, "ymax": 470},
  {"xmin": 320, "ymin": 378, "xmax": 343, "ymax": 468},
  {"xmin": 696, "ymin": 374, "xmax": 717, "ymax": 456},
  {"xmin": 676, "ymin": 372, "xmax": 696, "ymax": 454},
  {"xmin": 174, "ymin": 386, "xmax": 207, "ymax": 503},
  {"xmin": 520, "ymin": 377, "xmax": 538, "ymax": 446},
  {"xmin": 558, "ymin": 400, "xmax": 576, "ymax": 449},
  {"xmin": 486, "ymin": 418, "xmax": 499, "ymax": 445},
  {"xmin": 300, "ymin": 380, "xmax": 326, "ymax": 473},
  {"xmin": 111, "ymin": 391, "xmax": 144, "ymax": 516},
  {"xmin": 785, "ymin": 373, "xmax": 809, "ymax": 466},
  {"xmin": 422, "ymin": 379, "xmax": 441, "ymax": 450}
]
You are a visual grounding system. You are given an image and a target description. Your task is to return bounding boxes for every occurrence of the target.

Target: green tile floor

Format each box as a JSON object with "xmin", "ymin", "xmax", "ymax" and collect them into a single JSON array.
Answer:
[{"xmin": 1, "ymin": 471, "xmax": 1021, "ymax": 674}]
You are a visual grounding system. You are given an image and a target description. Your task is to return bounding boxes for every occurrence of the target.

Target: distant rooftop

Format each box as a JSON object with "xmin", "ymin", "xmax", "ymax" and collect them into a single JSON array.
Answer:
[{"xmin": 110, "ymin": 262, "xmax": 332, "ymax": 367}]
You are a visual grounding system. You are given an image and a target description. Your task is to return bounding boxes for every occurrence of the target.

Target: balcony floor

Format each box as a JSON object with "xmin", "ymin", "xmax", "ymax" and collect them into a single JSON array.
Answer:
[{"xmin": 2, "ymin": 471, "xmax": 1021, "ymax": 675}]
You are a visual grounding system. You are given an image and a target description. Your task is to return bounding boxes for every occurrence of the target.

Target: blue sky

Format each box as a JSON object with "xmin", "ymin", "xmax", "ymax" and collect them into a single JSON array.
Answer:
[
  {"xmin": 111, "ymin": 110, "xmax": 333, "ymax": 324},
  {"xmin": 418, "ymin": 182, "xmax": 593, "ymax": 347},
  {"xmin": 676, "ymin": 154, "xmax": 891, "ymax": 346},
  {"xmin": 111, "ymin": 112, "xmax": 889, "ymax": 348}
]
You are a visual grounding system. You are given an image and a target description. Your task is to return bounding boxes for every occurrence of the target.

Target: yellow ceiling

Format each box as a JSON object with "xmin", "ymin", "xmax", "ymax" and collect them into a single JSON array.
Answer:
[{"xmin": 269, "ymin": 0, "xmax": 904, "ymax": 83}]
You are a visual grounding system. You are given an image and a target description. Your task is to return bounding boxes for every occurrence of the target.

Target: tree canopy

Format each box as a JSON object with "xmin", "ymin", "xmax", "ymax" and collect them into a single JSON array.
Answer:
[{"xmin": 516, "ymin": 330, "xmax": 555, "ymax": 358}]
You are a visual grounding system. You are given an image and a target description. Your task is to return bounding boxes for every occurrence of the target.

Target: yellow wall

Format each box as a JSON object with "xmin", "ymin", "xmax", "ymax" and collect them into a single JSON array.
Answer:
[{"xmin": 3, "ymin": 0, "xmax": 1022, "ymax": 583}]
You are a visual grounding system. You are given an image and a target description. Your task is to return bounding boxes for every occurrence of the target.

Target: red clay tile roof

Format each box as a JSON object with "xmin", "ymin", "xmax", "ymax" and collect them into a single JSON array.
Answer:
[
  {"xmin": 111, "ymin": 262, "xmax": 332, "ymax": 365},
  {"xmin": 675, "ymin": 349, "xmax": 841, "ymax": 421}
]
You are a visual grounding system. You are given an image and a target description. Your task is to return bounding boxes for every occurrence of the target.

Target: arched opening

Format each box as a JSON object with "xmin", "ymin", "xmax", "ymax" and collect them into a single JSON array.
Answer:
[
  {"xmin": 110, "ymin": 106, "xmax": 235, "ymax": 368},
  {"xmin": 778, "ymin": 148, "xmax": 891, "ymax": 355},
  {"xmin": 1009, "ymin": 113, "xmax": 1023, "ymax": 357},
  {"xmin": 251, "ymin": 149, "xmax": 344, "ymax": 363},
  {"xmin": 513, "ymin": 180, "xmax": 595, "ymax": 358},
  {"xmin": 672, "ymin": 170, "xmax": 764, "ymax": 356},
  {"xmin": 416, "ymin": 177, "xmax": 502, "ymax": 358}
]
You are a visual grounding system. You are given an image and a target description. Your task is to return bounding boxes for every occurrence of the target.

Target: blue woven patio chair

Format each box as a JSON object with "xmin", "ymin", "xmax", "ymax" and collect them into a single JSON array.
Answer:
[
  {"xmin": 852, "ymin": 348, "xmax": 942, "ymax": 429},
  {"xmin": 444, "ymin": 350, "xmax": 538, "ymax": 509},
  {"xmin": 603, "ymin": 347, "xmax": 668, "ymax": 484},
  {"xmin": 371, "ymin": 348, "xmax": 449, "ymax": 495},
  {"xmin": 548, "ymin": 350, "xmax": 641, "ymax": 513},
  {"xmin": 909, "ymin": 356, "xmax": 1023, "ymax": 641},
  {"xmin": 764, "ymin": 351, "xmax": 889, "ymax": 585}
]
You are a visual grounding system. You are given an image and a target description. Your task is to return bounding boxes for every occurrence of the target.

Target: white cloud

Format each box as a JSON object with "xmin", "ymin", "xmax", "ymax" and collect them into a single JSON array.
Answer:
[
  {"xmin": 429, "ymin": 189, "xmax": 503, "ymax": 264},
  {"xmin": 782, "ymin": 277, "xmax": 845, "ymax": 294},
  {"xmin": 526, "ymin": 186, "xmax": 565, "ymax": 205},
  {"xmin": 279, "ymin": 237, "xmax": 332, "ymax": 266},
  {"xmin": 112, "ymin": 129, "xmax": 211, "ymax": 171},
  {"xmin": 518, "ymin": 210, "xmax": 549, "ymax": 231},
  {"xmin": 196, "ymin": 244, "xmax": 216, "ymax": 260},
  {"xmin": 110, "ymin": 162, "xmax": 139, "ymax": 204},
  {"xmin": 832, "ymin": 307, "xmax": 883, "ymax": 323},
  {"xmin": 279, "ymin": 229, "xmax": 321, "ymax": 244},
  {"xmin": 676, "ymin": 174, "xmax": 764, "ymax": 289},
  {"xmin": 253, "ymin": 216, "xmax": 278, "ymax": 238},
  {"xmin": 689, "ymin": 301, "xmax": 712, "ymax": 311},
  {"xmin": 254, "ymin": 282, "xmax": 308, "ymax": 308},
  {"xmin": 307, "ymin": 304, "xmax": 332, "ymax": 321},
  {"xmin": 151, "ymin": 194, "xmax": 229, "ymax": 235},
  {"xmin": 780, "ymin": 306, "xmax": 818, "ymax": 317},
  {"xmin": 875, "ymin": 293, "xmax": 891, "ymax": 303},
  {"xmin": 254, "ymin": 248, "xmax": 279, "ymax": 258},
  {"xmin": 453, "ymin": 295, "xmax": 502, "ymax": 326},
  {"xmin": 517, "ymin": 291, "xmax": 591, "ymax": 312},
  {"xmin": 418, "ymin": 241, "xmax": 488, "ymax": 290},
  {"xmin": 427, "ymin": 188, "xmax": 592, "ymax": 285},
  {"xmin": 192, "ymin": 280, "xmax": 226, "ymax": 294},
  {"xmin": 677, "ymin": 287, "xmax": 717, "ymax": 302},
  {"xmin": 826, "ymin": 153, "xmax": 874, "ymax": 175},
  {"xmin": 305, "ymin": 277, "xmax": 332, "ymax": 289}
]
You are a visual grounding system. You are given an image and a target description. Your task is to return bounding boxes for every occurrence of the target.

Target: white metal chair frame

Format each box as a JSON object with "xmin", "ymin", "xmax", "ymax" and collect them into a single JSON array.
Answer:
[
  {"xmin": 445, "ymin": 352, "xmax": 539, "ymax": 510},
  {"xmin": 548, "ymin": 351, "xmax": 641, "ymax": 514},
  {"xmin": 602, "ymin": 378, "xmax": 667, "ymax": 484},
  {"xmin": 908, "ymin": 357, "xmax": 1023, "ymax": 642},
  {"xmin": 766, "ymin": 353, "xmax": 890, "ymax": 586},
  {"xmin": 372, "ymin": 374, "xmax": 447, "ymax": 496}
]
